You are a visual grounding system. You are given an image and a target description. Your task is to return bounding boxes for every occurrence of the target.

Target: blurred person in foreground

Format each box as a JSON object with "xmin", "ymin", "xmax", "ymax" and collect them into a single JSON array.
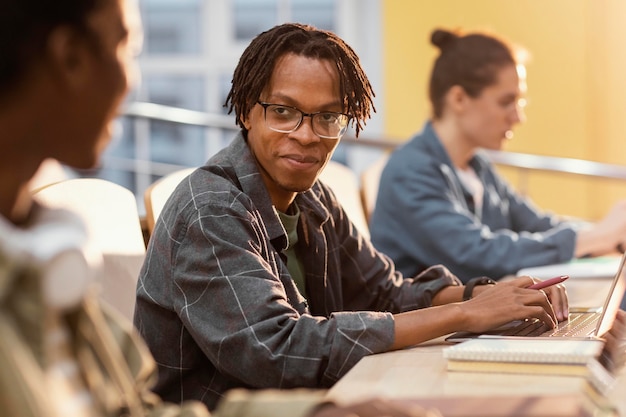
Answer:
[
  {"xmin": 134, "ymin": 22, "xmax": 568, "ymax": 412},
  {"xmin": 370, "ymin": 28, "xmax": 626, "ymax": 283},
  {"xmin": 0, "ymin": 0, "xmax": 176, "ymax": 415},
  {"xmin": 0, "ymin": 1, "xmax": 441, "ymax": 416}
]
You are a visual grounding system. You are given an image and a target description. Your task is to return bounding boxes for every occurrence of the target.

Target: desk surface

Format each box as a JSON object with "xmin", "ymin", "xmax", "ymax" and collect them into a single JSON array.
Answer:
[
  {"xmin": 326, "ymin": 278, "xmax": 624, "ymax": 413},
  {"xmin": 326, "ymin": 342, "xmax": 594, "ymax": 404}
]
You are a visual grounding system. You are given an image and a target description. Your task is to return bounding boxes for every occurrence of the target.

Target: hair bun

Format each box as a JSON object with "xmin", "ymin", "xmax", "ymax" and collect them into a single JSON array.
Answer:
[{"xmin": 431, "ymin": 29, "xmax": 458, "ymax": 50}]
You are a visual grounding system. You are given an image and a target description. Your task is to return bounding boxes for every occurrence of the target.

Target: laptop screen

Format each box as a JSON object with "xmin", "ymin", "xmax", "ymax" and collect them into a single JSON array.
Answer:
[{"xmin": 595, "ymin": 253, "xmax": 626, "ymax": 337}]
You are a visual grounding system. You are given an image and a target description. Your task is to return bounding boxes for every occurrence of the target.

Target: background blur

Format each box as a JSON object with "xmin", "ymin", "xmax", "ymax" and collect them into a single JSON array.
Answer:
[{"xmin": 87, "ymin": 0, "xmax": 626, "ymax": 221}]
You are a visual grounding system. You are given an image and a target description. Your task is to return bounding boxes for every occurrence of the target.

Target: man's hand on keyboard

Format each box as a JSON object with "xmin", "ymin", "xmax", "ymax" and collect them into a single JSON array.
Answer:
[
  {"xmin": 523, "ymin": 275, "xmax": 570, "ymax": 322},
  {"xmin": 461, "ymin": 276, "xmax": 569, "ymax": 334}
]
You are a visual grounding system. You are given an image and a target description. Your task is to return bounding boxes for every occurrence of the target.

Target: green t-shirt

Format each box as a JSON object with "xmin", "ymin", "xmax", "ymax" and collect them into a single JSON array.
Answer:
[{"xmin": 277, "ymin": 204, "xmax": 306, "ymax": 298}]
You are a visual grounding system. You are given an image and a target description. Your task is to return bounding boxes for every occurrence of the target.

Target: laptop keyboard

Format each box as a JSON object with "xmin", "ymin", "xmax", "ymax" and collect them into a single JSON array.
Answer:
[{"xmin": 501, "ymin": 312, "xmax": 599, "ymax": 337}]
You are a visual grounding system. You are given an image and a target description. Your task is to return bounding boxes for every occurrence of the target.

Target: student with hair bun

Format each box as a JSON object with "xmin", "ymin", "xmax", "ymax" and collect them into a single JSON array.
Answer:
[{"xmin": 370, "ymin": 28, "xmax": 626, "ymax": 283}]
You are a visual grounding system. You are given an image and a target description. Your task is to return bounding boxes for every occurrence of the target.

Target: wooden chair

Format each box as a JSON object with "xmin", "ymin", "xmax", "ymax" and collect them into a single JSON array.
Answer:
[
  {"xmin": 319, "ymin": 160, "xmax": 370, "ymax": 238},
  {"xmin": 359, "ymin": 154, "xmax": 390, "ymax": 225},
  {"xmin": 34, "ymin": 178, "xmax": 146, "ymax": 321},
  {"xmin": 144, "ymin": 167, "xmax": 196, "ymax": 236}
]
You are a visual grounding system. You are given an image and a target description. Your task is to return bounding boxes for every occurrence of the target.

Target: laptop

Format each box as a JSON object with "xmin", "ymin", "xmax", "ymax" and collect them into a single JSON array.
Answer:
[{"xmin": 446, "ymin": 253, "xmax": 626, "ymax": 343}]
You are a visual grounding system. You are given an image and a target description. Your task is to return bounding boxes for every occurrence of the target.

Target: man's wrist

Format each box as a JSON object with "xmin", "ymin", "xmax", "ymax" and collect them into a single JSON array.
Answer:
[{"xmin": 462, "ymin": 277, "xmax": 497, "ymax": 301}]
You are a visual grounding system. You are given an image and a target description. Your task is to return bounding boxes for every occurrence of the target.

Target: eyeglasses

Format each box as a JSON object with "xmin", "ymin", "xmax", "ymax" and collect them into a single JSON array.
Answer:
[{"xmin": 257, "ymin": 101, "xmax": 350, "ymax": 140}]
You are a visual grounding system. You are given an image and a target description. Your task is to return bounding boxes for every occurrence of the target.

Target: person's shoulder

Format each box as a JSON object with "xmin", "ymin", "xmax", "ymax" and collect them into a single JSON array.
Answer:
[
  {"xmin": 182, "ymin": 135, "xmax": 263, "ymax": 210},
  {"xmin": 384, "ymin": 134, "xmax": 437, "ymax": 179},
  {"xmin": 171, "ymin": 165, "xmax": 241, "ymax": 207}
]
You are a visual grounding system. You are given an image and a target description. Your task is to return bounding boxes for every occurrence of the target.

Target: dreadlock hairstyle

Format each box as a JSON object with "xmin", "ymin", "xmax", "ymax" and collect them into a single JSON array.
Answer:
[{"xmin": 224, "ymin": 23, "xmax": 375, "ymax": 137}]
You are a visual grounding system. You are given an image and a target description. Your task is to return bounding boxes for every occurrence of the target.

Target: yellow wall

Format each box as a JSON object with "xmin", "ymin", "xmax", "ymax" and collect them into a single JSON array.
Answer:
[{"xmin": 382, "ymin": 0, "xmax": 626, "ymax": 220}]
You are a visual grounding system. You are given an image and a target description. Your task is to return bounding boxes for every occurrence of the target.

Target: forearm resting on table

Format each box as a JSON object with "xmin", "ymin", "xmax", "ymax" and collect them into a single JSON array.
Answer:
[
  {"xmin": 391, "ymin": 303, "xmax": 466, "ymax": 350},
  {"xmin": 390, "ymin": 284, "xmax": 497, "ymax": 349},
  {"xmin": 431, "ymin": 285, "xmax": 465, "ymax": 305}
]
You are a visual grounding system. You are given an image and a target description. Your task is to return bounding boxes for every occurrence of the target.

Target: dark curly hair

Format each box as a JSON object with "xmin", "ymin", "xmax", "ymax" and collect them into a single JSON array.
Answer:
[
  {"xmin": 429, "ymin": 28, "xmax": 520, "ymax": 119},
  {"xmin": 0, "ymin": 0, "xmax": 107, "ymax": 95},
  {"xmin": 224, "ymin": 23, "xmax": 375, "ymax": 137}
]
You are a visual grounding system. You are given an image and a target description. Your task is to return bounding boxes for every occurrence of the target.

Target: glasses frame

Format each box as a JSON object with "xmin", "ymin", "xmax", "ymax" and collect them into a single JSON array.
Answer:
[{"xmin": 256, "ymin": 101, "xmax": 351, "ymax": 140}]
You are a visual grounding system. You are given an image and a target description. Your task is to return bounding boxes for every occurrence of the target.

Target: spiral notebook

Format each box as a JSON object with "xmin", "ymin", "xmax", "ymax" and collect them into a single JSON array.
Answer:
[{"xmin": 446, "ymin": 252, "xmax": 626, "ymax": 343}]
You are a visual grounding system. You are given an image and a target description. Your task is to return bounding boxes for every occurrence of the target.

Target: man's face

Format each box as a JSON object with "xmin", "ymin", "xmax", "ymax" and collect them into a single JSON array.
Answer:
[
  {"xmin": 58, "ymin": 0, "xmax": 142, "ymax": 169},
  {"xmin": 242, "ymin": 53, "xmax": 343, "ymax": 212}
]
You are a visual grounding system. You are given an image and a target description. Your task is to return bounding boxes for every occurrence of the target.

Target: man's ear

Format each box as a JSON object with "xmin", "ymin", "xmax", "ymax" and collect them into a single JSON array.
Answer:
[
  {"xmin": 45, "ymin": 26, "xmax": 91, "ymax": 90},
  {"xmin": 240, "ymin": 113, "xmax": 251, "ymax": 130}
]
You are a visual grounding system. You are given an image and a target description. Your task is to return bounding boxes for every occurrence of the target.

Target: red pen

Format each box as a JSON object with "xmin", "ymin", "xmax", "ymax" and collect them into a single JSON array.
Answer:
[{"xmin": 528, "ymin": 275, "xmax": 569, "ymax": 290}]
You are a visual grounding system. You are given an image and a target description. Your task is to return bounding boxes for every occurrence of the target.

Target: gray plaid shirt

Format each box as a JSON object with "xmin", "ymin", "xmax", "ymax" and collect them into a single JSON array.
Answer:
[{"xmin": 134, "ymin": 132, "xmax": 461, "ymax": 410}]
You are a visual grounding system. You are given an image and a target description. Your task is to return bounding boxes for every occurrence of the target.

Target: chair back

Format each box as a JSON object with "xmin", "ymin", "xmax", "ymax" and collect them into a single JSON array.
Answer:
[
  {"xmin": 319, "ymin": 161, "xmax": 370, "ymax": 238},
  {"xmin": 29, "ymin": 158, "xmax": 70, "ymax": 193},
  {"xmin": 144, "ymin": 167, "xmax": 196, "ymax": 236},
  {"xmin": 360, "ymin": 154, "xmax": 390, "ymax": 224},
  {"xmin": 34, "ymin": 178, "xmax": 145, "ymax": 321}
]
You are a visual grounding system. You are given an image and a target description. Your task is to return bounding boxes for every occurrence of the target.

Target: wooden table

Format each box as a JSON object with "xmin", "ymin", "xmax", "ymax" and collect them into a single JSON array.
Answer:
[
  {"xmin": 325, "ymin": 278, "xmax": 623, "ymax": 414},
  {"xmin": 326, "ymin": 341, "xmax": 596, "ymax": 403}
]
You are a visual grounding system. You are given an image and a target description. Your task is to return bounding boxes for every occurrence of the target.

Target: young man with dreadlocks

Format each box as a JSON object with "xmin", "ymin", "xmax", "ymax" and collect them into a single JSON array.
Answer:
[
  {"xmin": 134, "ymin": 23, "xmax": 567, "ymax": 411},
  {"xmin": 0, "ymin": 3, "xmax": 445, "ymax": 415}
]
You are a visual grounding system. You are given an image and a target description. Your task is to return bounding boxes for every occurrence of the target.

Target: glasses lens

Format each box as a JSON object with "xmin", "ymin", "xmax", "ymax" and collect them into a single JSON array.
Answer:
[
  {"xmin": 265, "ymin": 104, "xmax": 301, "ymax": 132},
  {"xmin": 313, "ymin": 113, "xmax": 349, "ymax": 139}
]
